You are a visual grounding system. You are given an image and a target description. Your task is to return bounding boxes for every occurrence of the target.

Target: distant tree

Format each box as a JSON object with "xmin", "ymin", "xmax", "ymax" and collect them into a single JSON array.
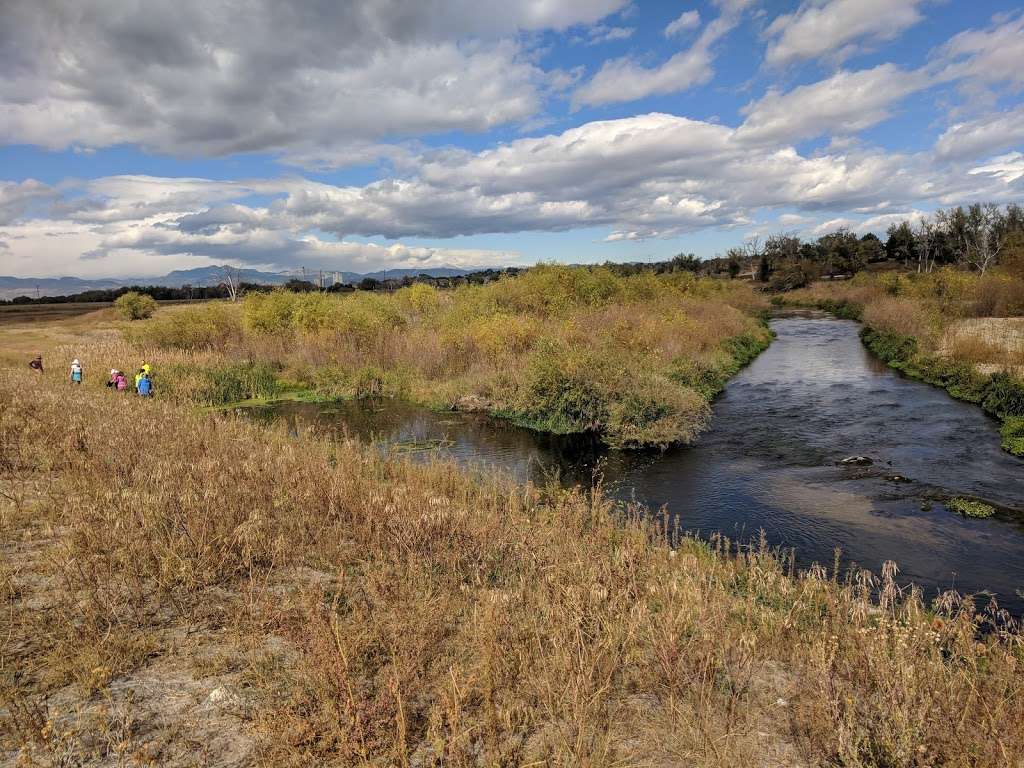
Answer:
[
  {"xmin": 885, "ymin": 221, "xmax": 917, "ymax": 264},
  {"xmin": 858, "ymin": 232, "xmax": 886, "ymax": 263},
  {"xmin": 670, "ymin": 253, "xmax": 702, "ymax": 272},
  {"xmin": 358, "ymin": 277, "xmax": 380, "ymax": 291},
  {"xmin": 283, "ymin": 279, "xmax": 318, "ymax": 292},
  {"xmin": 913, "ymin": 219, "xmax": 937, "ymax": 274},
  {"xmin": 114, "ymin": 291, "xmax": 157, "ymax": 320},
  {"xmin": 962, "ymin": 203, "xmax": 1008, "ymax": 274},
  {"xmin": 817, "ymin": 229, "xmax": 863, "ymax": 275},
  {"xmin": 221, "ymin": 266, "xmax": 242, "ymax": 302}
]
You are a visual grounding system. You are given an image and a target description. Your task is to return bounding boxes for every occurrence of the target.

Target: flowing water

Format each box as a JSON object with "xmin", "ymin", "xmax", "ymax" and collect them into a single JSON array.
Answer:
[{"xmin": 245, "ymin": 311, "xmax": 1024, "ymax": 615}]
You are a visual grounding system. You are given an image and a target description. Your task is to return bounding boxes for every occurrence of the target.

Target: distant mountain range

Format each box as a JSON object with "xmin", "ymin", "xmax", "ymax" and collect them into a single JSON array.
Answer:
[{"xmin": 0, "ymin": 265, "xmax": 485, "ymax": 299}]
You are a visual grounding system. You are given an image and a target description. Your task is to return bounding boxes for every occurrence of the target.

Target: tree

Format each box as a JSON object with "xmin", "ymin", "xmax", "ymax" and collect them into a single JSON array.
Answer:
[
  {"xmin": 670, "ymin": 253, "xmax": 702, "ymax": 272},
  {"xmin": 913, "ymin": 219, "xmax": 936, "ymax": 274},
  {"xmin": 858, "ymin": 232, "xmax": 885, "ymax": 264},
  {"xmin": 961, "ymin": 203, "xmax": 1007, "ymax": 275},
  {"xmin": 221, "ymin": 266, "xmax": 242, "ymax": 302},
  {"xmin": 114, "ymin": 291, "xmax": 157, "ymax": 320},
  {"xmin": 885, "ymin": 221, "xmax": 916, "ymax": 264},
  {"xmin": 817, "ymin": 229, "xmax": 863, "ymax": 275}
]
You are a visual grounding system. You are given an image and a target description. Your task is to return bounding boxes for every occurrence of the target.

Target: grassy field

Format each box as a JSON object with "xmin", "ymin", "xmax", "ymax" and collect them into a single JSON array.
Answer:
[
  {"xmin": 2, "ymin": 368, "xmax": 1022, "ymax": 766},
  {"xmin": 784, "ymin": 269, "xmax": 1024, "ymax": 456},
  {"xmin": 15, "ymin": 266, "xmax": 773, "ymax": 449},
  {"xmin": 0, "ymin": 302, "xmax": 115, "ymax": 325}
]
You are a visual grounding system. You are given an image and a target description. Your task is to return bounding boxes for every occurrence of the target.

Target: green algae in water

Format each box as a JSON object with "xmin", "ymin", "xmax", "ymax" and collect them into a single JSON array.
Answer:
[{"xmin": 947, "ymin": 498, "xmax": 996, "ymax": 519}]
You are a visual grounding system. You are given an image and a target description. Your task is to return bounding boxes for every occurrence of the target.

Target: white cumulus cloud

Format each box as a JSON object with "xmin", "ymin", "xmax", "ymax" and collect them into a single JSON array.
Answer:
[{"xmin": 764, "ymin": 0, "xmax": 927, "ymax": 67}]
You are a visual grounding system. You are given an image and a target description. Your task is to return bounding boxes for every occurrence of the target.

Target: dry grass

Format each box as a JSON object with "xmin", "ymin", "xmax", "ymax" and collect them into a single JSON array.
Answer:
[{"xmin": 2, "ymin": 369, "xmax": 1023, "ymax": 767}]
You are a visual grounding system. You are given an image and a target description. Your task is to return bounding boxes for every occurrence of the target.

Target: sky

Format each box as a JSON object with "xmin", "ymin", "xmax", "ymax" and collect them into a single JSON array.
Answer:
[{"xmin": 1, "ymin": 0, "xmax": 1023, "ymax": 279}]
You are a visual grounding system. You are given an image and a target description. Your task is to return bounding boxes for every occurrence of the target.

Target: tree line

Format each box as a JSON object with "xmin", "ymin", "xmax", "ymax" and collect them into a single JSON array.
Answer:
[
  {"xmin": 6, "ymin": 202, "xmax": 1022, "ymax": 305},
  {"xmin": 712, "ymin": 202, "xmax": 1024, "ymax": 290}
]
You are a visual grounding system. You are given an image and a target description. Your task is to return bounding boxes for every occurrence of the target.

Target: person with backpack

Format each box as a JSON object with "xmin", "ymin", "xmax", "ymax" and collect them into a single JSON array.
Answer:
[
  {"xmin": 69, "ymin": 359, "xmax": 83, "ymax": 384},
  {"xmin": 137, "ymin": 372, "xmax": 153, "ymax": 397},
  {"xmin": 115, "ymin": 371, "xmax": 128, "ymax": 392},
  {"xmin": 134, "ymin": 362, "xmax": 152, "ymax": 391},
  {"xmin": 28, "ymin": 355, "xmax": 43, "ymax": 374}
]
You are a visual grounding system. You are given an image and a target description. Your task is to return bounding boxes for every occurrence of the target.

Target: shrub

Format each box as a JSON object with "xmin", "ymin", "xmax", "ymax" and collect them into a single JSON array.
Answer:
[
  {"xmin": 243, "ymin": 290, "xmax": 299, "ymax": 335},
  {"xmin": 981, "ymin": 372, "xmax": 1024, "ymax": 419},
  {"xmin": 605, "ymin": 377, "xmax": 709, "ymax": 448},
  {"xmin": 333, "ymin": 292, "xmax": 406, "ymax": 347},
  {"xmin": 512, "ymin": 341, "xmax": 609, "ymax": 434},
  {"xmin": 395, "ymin": 283, "xmax": 441, "ymax": 315},
  {"xmin": 115, "ymin": 291, "xmax": 158, "ymax": 320},
  {"xmin": 466, "ymin": 313, "xmax": 540, "ymax": 361},
  {"xmin": 291, "ymin": 293, "xmax": 339, "ymax": 335},
  {"xmin": 127, "ymin": 302, "xmax": 243, "ymax": 350}
]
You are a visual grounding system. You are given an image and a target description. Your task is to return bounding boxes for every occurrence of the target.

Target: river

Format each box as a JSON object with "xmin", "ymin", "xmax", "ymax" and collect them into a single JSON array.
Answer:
[{"xmin": 244, "ymin": 311, "xmax": 1024, "ymax": 616}]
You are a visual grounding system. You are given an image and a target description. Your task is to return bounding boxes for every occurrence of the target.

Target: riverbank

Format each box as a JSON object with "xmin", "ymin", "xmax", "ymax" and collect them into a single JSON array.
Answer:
[
  {"xmin": 23, "ymin": 265, "xmax": 773, "ymax": 449},
  {"xmin": 782, "ymin": 271, "xmax": 1024, "ymax": 456},
  {"xmin": 2, "ymin": 368, "xmax": 1022, "ymax": 766}
]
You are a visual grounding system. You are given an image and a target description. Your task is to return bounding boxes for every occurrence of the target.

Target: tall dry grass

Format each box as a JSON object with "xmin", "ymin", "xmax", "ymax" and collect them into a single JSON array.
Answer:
[{"xmin": 2, "ymin": 369, "xmax": 1022, "ymax": 766}]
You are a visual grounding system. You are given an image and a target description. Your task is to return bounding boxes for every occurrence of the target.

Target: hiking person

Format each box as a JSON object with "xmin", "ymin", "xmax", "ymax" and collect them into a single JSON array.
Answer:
[
  {"xmin": 115, "ymin": 371, "xmax": 128, "ymax": 392},
  {"xmin": 137, "ymin": 372, "xmax": 153, "ymax": 397},
  {"xmin": 107, "ymin": 369, "xmax": 118, "ymax": 388},
  {"xmin": 29, "ymin": 355, "xmax": 43, "ymax": 374},
  {"xmin": 70, "ymin": 359, "xmax": 83, "ymax": 384},
  {"xmin": 134, "ymin": 362, "xmax": 152, "ymax": 391}
]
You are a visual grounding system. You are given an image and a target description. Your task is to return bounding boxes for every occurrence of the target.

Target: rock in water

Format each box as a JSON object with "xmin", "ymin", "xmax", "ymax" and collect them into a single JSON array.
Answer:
[{"xmin": 838, "ymin": 456, "xmax": 873, "ymax": 466}]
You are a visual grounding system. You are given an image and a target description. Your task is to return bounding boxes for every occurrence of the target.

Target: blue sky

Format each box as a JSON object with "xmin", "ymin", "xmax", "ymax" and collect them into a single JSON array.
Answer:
[{"xmin": 1, "ymin": 0, "xmax": 1023, "ymax": 278}]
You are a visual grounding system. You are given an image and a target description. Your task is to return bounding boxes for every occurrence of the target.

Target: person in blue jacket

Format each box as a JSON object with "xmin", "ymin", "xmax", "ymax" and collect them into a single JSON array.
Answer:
[{"xmin": 137, "ymin": 372, "xmax": 153, "ymax": 397}]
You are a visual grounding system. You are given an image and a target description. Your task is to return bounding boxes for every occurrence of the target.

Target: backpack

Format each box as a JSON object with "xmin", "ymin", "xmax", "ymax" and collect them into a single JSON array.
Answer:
[{"xmin": 138, "ymin": 376, "xmax": 152, "ymax": 396}]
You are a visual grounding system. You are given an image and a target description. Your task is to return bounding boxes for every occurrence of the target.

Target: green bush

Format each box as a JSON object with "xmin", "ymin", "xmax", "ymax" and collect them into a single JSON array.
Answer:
[
  {"xmin": 115, "ymin": 291, "xmax": 158, "ymax": 320},
  {"xmin": 242, "ymin": 291, "xmax": 299, "ymax": 335},
  {"xmin": 127, "ymin": 302, "xmax": 243, "ymax": 350},
  {"xmin": 982, "ymin": 373, "xmax": 1024, "ymax": 419},
  {"xmin": 668, "ymin": 356, "xmax": 727, "ymax": 400},
  {"xmin": 511, "ymin": 341, "xmax": 609, "ymax": 435},
  {"xmin": 860, "ymin": 328, "xmax": 916, "ymax": 365}
]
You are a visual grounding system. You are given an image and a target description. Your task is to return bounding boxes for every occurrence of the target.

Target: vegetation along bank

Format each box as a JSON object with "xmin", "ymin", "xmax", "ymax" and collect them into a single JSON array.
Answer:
[
  {"xmin": 94, "ymin": 265, "xmax": 773, "ymax": 448},
  {"xmin": 784, "ymin": 269, "xmax": 1024, "ymax": 456}
]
